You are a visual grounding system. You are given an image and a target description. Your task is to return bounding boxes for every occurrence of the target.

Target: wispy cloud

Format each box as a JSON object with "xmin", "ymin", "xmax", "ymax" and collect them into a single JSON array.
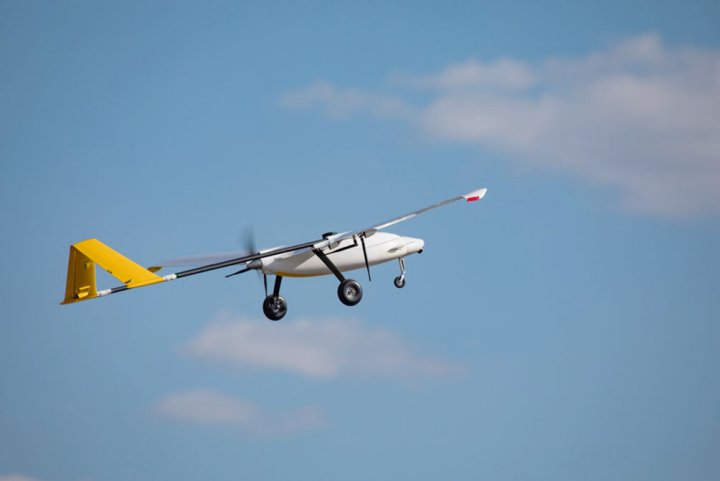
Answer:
[
  {"xmin": 283, "ymin": 33, "xmax": 720, "ymax": 218},
  {"xmin": 391, "ymin": 58, "xmax": 536, "ymax": 91},
  {"xmin": 281, "ymin": 81, "xmax": 412, "ymax": 119},
  {"xmin": 183, "ymin": 315, "xmax": 459, "ymax": 380},
  {"xmin": 153, "ymin": 389, "xmax": 325, "ymax": 437}
]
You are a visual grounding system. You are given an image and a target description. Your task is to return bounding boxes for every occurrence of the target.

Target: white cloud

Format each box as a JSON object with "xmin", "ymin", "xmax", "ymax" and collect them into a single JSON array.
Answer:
[
  {"xmin": 183, "ymin": 315, "xmax": 459, "ymax": 380},
  {"xmin": 283, "ymin": 33, "xmax": 720, "ymax": 218},
  {"xmin": 392, "ymin": 58, "xmax": 536, "ymax": 91},
  {"xmin": 153, "ymin": 389, "xmax": 325, "ymax": 436},
  {"xmin": 281, "ymin": 81, "xmax": 411, "ymax": 119}
]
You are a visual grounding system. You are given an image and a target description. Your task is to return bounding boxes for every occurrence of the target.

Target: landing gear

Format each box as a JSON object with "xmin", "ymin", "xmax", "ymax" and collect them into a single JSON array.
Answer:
[
  {"xmin": 262, "ymin": 295, "xmax": 287, "ymax": 321},
  {"xmin": 313, "ymin": 248, "xmax": 364, "ymax": 307},
  {"xmin": 262, "ymin": 275, "xmax": 287, "ymax": 321},
  {"xmin": 338, "ymin": 279, "xmax": 363, "ymax": 306},
  {"xmin": 257, "ymin": 251, "xmax": 414, "ymax": 318},
  {"xmin": 394, "ymin": 258, "xmax": 406, "ymax": 289}
]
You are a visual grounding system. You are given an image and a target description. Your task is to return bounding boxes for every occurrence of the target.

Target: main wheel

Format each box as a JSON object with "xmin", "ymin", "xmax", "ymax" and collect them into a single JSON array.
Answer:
[
  {"xmin": 394, "ymin": 276, "xmax": 406, "ymax": 289},
  {"xmin": 338, "ymin": 279, "xmax": 363, "ymax": 306},
  {"xmin": 262, "ymin": 295, "xmax": 287, "ymax": 321}
]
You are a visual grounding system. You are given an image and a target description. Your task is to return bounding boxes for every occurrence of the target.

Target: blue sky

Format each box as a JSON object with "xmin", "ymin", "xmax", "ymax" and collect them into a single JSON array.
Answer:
[{"xmin": 1, "ymin": 1, "xmax": 719, "ymax": 480}]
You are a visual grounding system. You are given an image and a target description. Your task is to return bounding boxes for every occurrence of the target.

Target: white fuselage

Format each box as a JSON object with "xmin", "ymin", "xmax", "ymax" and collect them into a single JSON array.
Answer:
[{"xmin": 261, "ymin": 232, "xmax": 424, "ymax": 277}]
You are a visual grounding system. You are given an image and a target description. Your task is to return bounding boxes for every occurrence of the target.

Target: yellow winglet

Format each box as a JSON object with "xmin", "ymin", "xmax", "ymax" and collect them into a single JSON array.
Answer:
[{"xmin": 61, "ymin": 239, "xmax": 163, "ymax": 305}]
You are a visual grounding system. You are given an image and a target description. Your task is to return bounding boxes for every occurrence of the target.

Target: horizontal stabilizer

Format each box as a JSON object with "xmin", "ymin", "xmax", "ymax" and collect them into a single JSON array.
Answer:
[{"xmin": 61, "ymin": 239, "xmax": 163, "ymax": 305}]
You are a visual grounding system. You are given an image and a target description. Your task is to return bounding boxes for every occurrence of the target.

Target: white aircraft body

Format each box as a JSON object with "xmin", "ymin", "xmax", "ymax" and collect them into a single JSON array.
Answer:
[
  {"xmin": 259, "ymin": 232, "xmax": 424, "ymax": 277},
  {"xmin": 61, "ymin": 188, "xmax": 487, "ymax": 320}
]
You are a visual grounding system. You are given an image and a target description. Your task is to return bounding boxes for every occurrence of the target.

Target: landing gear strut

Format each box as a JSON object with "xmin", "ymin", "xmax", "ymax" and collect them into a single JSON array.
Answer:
[
  {"xmin": 394, "ymin": 258, "xmax": 406, "ymax": 288},
  {"xmin": 262, "ymin": 275, "xmax": 287, "ymax": 321}
]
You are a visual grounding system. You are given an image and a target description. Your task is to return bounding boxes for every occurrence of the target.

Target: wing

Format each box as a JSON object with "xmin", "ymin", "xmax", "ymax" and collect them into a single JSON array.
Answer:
[
  {"xmin": 168, "ymin": 240, "xmax": 322, "ymax": 278},
  {"xmin": 171, "ymin": 187, "xmax": 487, "ymax": 271},
  {"xmin": 149, "ymin": 250, "xmax": 253, "ymax": 272},
  {"xmin": 314, "ymin": 187, "xmax": 487, "ymax": 249}
]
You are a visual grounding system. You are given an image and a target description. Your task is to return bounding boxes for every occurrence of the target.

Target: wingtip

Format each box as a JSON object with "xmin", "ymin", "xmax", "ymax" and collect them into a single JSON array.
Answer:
[{"xmin": 463, "ymin": 188, "xmax": 487, "ymax": 202}]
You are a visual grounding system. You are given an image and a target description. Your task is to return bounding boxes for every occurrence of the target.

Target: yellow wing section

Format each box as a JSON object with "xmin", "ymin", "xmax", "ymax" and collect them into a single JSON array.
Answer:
[{"xmin": 61, "ymin": 239, "xmax": 164, "ymax": 305}]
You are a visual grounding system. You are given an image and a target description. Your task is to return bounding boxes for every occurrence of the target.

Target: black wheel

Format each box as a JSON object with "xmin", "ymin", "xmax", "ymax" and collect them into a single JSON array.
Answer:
[
  {"xmin": 394, "ymin": 276, "xmax": 406, "ymax": 289},
  {"xmin": 262, "ymin": 295, "xmax": 287, "ymax": 321},
  {"xmin": 338, "ymin": 279, "xmax": 363, "ymax": 306}
]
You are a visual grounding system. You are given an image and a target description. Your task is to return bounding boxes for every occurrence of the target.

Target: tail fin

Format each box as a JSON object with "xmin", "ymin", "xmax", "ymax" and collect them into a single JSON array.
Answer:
[{"xmin": 61, "ymin": 239, "xmax": 163, "ymax": 305}]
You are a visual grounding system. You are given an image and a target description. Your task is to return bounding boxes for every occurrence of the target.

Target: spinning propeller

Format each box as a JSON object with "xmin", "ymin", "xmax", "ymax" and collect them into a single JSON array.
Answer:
[{"xmin": 225, "ymin": 227, "xmax": 260, "ymax": 279}]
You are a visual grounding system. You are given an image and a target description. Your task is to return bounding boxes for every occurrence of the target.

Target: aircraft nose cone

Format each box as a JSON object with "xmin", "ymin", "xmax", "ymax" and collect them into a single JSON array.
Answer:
[{"xmin": 405, "ymin": 237, "xmax": 425, "ymax": 254}]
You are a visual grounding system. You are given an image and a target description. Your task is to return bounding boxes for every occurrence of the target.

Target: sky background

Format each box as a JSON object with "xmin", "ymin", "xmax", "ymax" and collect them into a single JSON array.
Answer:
[{"xmin": 1, "ymin": 1, "xmax": 719, "ymax": 480}]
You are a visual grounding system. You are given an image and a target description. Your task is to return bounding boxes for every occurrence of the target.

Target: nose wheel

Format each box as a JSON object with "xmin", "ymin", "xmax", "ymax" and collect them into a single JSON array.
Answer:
[{"xmin": 394, "ymin": 258, "xmax": 406, "ymax": 289}]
